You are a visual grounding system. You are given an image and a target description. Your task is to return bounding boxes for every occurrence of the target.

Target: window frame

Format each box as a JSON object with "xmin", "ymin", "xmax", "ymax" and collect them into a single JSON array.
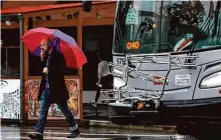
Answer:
[{"xmin": 1, "ymin": 46, "xmax": 20, "ymax": 79}]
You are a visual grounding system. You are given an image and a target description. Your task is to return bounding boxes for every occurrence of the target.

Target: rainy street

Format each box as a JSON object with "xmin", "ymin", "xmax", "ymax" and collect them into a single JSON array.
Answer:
[
  {"xmin": 1, "ymin": 125, "xmax": 196, "ymax": 140},
  {"xmin": 2, "ymin": 1, "xmax": 221, "ymax": 140},
  {"xmin": 2, "ymin": 123, "xmax": 221, "ymax": 140}
]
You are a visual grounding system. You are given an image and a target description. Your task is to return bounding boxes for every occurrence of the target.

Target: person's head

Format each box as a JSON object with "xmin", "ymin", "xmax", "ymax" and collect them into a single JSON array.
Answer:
[{"xmin": 40, "ymin": 38, "xmax": 49, "ymax": 53}]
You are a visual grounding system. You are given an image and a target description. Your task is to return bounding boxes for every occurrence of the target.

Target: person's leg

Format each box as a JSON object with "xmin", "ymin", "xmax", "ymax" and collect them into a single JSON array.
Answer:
[
  {"xmin": 35, "ymin": 89, "xmax": 50, "ymax": 135},
  {"xmin": 28, "ymin": 89, "xmax": 50, "ymax": 140},
  {"xmin": 95, "ymin": 85, "xmax": 101, "ymax": 103},
  {"xmin": 90, "ymin": 85, "xmax": 101, "ymax": 107},
  {"xmin": 103, "ymin": 75, "xmax": 113, "ymax": 98},
  {"xmin": 57, "ymin": 102, "xmax": 80, "ymax": 138},
  {"xmin": 91, "ymin": 77, "xmax": 103, "ymax": 106}
]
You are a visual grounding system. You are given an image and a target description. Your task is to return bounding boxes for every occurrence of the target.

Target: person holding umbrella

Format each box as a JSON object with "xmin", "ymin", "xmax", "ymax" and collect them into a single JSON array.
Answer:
[{"xmin": 21, "ymin": 28, "xmax": 87, "ymax": 140}]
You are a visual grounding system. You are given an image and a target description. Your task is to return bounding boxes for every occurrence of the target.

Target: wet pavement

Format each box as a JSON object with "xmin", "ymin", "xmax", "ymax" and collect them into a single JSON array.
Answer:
[
  {"xmin": 83, "ymin": 104, "xmax": 109, "ymax": 120},
  {"xmin": 0, "ymin": 125, "xmax": 198, "ymax": 140}
]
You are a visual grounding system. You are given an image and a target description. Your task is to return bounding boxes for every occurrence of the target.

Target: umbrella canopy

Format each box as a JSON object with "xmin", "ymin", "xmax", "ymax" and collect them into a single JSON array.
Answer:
[{"xmin": 21, "ymin": 27, "xmax": 87, "ymax": 69}]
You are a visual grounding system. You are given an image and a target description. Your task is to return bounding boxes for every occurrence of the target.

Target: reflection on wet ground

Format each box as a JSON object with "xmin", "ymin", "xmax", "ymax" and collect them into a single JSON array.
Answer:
[{"xmin": 1, "ymin": 125, "xmax": 198, "ymax": 140}]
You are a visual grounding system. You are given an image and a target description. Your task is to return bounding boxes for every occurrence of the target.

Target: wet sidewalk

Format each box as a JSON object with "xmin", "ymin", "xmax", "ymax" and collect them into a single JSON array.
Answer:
[
  {"xmin": 1, "ymin": 125, "xmax": 196, "ymax": 140},
  {"xmin": 83, "ymin": 104, "xmax": 176, "ymax": 133}
]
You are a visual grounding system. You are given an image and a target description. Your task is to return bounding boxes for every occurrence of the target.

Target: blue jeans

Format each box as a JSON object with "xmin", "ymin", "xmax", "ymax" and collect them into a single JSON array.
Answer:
[{"xmin": 35, "ymin": 89, "xmax": 78, "ymax": 135}]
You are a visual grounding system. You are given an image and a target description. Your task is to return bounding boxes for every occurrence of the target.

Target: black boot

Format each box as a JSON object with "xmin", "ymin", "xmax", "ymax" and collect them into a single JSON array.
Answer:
[
  {"xmin": 67, "ymin": 128, "xmax": 80, "ymax": 138},
  {"xmin": 28, "ymin": 133, "xmax": 43, "ymax": 140}
]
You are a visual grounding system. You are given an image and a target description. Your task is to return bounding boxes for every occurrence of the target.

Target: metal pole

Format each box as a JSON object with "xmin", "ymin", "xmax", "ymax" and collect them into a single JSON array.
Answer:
[
  {"xmin": 158, "ymin": 1, "xmax": 163, "ymax": 53},
  {"xmin": 1, "ymin": 1, "xmax": 3, "ymax": 9},
  {"xmin": 19, "ymin": 14, "xmax": 24, "ymax": 124}
]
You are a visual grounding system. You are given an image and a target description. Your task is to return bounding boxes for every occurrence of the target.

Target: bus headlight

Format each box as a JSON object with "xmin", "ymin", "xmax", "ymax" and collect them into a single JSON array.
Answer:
[
  {"xmin": 200, "ymin": 71, "xmax": 221, "ymax": 88},
  {"xmin": 114, "ymin": 77, "xmax": 125, "ymax": 89}
]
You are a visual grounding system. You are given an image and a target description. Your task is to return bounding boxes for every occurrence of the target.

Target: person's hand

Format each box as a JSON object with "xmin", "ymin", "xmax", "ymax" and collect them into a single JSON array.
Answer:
[
  {"xmin": 43, "ymin": 67, "xmax": 48, "ymax": 74},
  {"xmin": 40, "ymin": 49, "xmax": 46, "ymax": 61},
  {"xmin": 96, "ymin": 82, "xmax": 102, "ymax": 88},
  {"xmin": 97, "ymin": 78, "xmax": 101, "ymax": 84}
]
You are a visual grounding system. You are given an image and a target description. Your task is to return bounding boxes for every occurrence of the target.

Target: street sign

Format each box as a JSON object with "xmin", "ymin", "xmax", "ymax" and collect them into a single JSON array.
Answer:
[{"xmin": 126, "ymin": 6, "xmax": 139, "ymax": 25}]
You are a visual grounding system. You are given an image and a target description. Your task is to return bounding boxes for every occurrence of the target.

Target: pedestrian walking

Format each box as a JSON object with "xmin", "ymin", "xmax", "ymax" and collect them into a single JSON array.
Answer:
[
  {"xmin": 21, "ymin": 27, "xmax": 87, "ymax": 140},
  {"xmin": 91, "ymin": 55, "xmax": 113, "ymax": 107},
  {"xmin": 27, "ymin": 38, "xmax": 80, "ymax": 140}
]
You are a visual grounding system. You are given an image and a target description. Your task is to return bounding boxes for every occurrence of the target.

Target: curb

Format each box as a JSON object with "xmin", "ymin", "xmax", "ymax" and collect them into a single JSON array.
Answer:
[{"xmin": 86, "ymin": 120, "xmax": 177, "ymax": 133}]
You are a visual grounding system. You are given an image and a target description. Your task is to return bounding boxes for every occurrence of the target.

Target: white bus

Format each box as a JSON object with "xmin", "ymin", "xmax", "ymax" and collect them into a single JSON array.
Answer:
[{"xmin": 83, "ymin": 0, "xmax": 221, "ymax": 132}]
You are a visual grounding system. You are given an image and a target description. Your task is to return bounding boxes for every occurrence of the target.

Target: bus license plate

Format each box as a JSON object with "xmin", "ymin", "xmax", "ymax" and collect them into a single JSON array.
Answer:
[{"xmin": 175, "ymin": 74, "xmax": 191, "ymax": 86}]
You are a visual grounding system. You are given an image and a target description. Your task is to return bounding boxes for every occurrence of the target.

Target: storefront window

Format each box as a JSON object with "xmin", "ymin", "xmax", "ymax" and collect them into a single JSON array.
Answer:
[
  {"xmin": 1, "ymin": 47, "xmax": 20, "ymax": 78},
  {"xmin": 1, "ymin": 29, "xmax": 20, "ymax": 78},
  {"xmin": 1, "ymin": 29, "xmax": 20, "ymax": 120}
]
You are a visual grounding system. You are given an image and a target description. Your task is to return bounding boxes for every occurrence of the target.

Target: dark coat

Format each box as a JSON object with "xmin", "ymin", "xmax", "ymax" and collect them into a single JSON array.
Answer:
[{"xmin": 38, "ymin": 50, "xmax": 69, "ymax": 104}]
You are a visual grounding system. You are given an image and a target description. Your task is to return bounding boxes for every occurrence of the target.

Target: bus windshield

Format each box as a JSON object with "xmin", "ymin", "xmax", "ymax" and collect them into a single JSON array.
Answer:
[{"xmin": 113, "ymin": 1, "xmax": 221, "ymax": 54}]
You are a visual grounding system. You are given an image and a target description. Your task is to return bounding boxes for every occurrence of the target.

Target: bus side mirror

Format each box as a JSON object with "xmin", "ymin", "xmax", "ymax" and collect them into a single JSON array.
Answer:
[{"xmin": 82, "ymin": 1, "xmax": 92, "ymax": 12}]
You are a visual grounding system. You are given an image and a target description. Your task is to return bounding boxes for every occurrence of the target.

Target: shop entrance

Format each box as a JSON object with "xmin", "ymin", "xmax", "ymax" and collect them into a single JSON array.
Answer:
[{"xmin": 82, "ymin": 26, "xmax": 113, "ymax": 91}]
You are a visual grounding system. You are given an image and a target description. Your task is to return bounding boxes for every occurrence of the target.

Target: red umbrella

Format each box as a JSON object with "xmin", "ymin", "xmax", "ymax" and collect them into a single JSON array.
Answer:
[{"xmin": 21, "ymin": 27, "xmax": 87, "ymax": 69}]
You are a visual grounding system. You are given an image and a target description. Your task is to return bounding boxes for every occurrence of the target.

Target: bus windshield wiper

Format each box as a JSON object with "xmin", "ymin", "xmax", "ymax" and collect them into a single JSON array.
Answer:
[
  {"xmin": 212, "ymin": 1, "xmax": 220, "ymax": 37},
  {"xmin": 115, "ymin": 1, "xmax": 132, "ymax": 54}
]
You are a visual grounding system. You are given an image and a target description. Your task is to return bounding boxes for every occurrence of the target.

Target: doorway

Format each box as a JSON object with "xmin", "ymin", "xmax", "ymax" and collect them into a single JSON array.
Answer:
[
  {"xmin": 82, "ymin": 25, "xmax": 113, "ymax": 91},
  {"xmin": 82, "ymin": 25, "xmax": 113, "ymax": 119}
]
